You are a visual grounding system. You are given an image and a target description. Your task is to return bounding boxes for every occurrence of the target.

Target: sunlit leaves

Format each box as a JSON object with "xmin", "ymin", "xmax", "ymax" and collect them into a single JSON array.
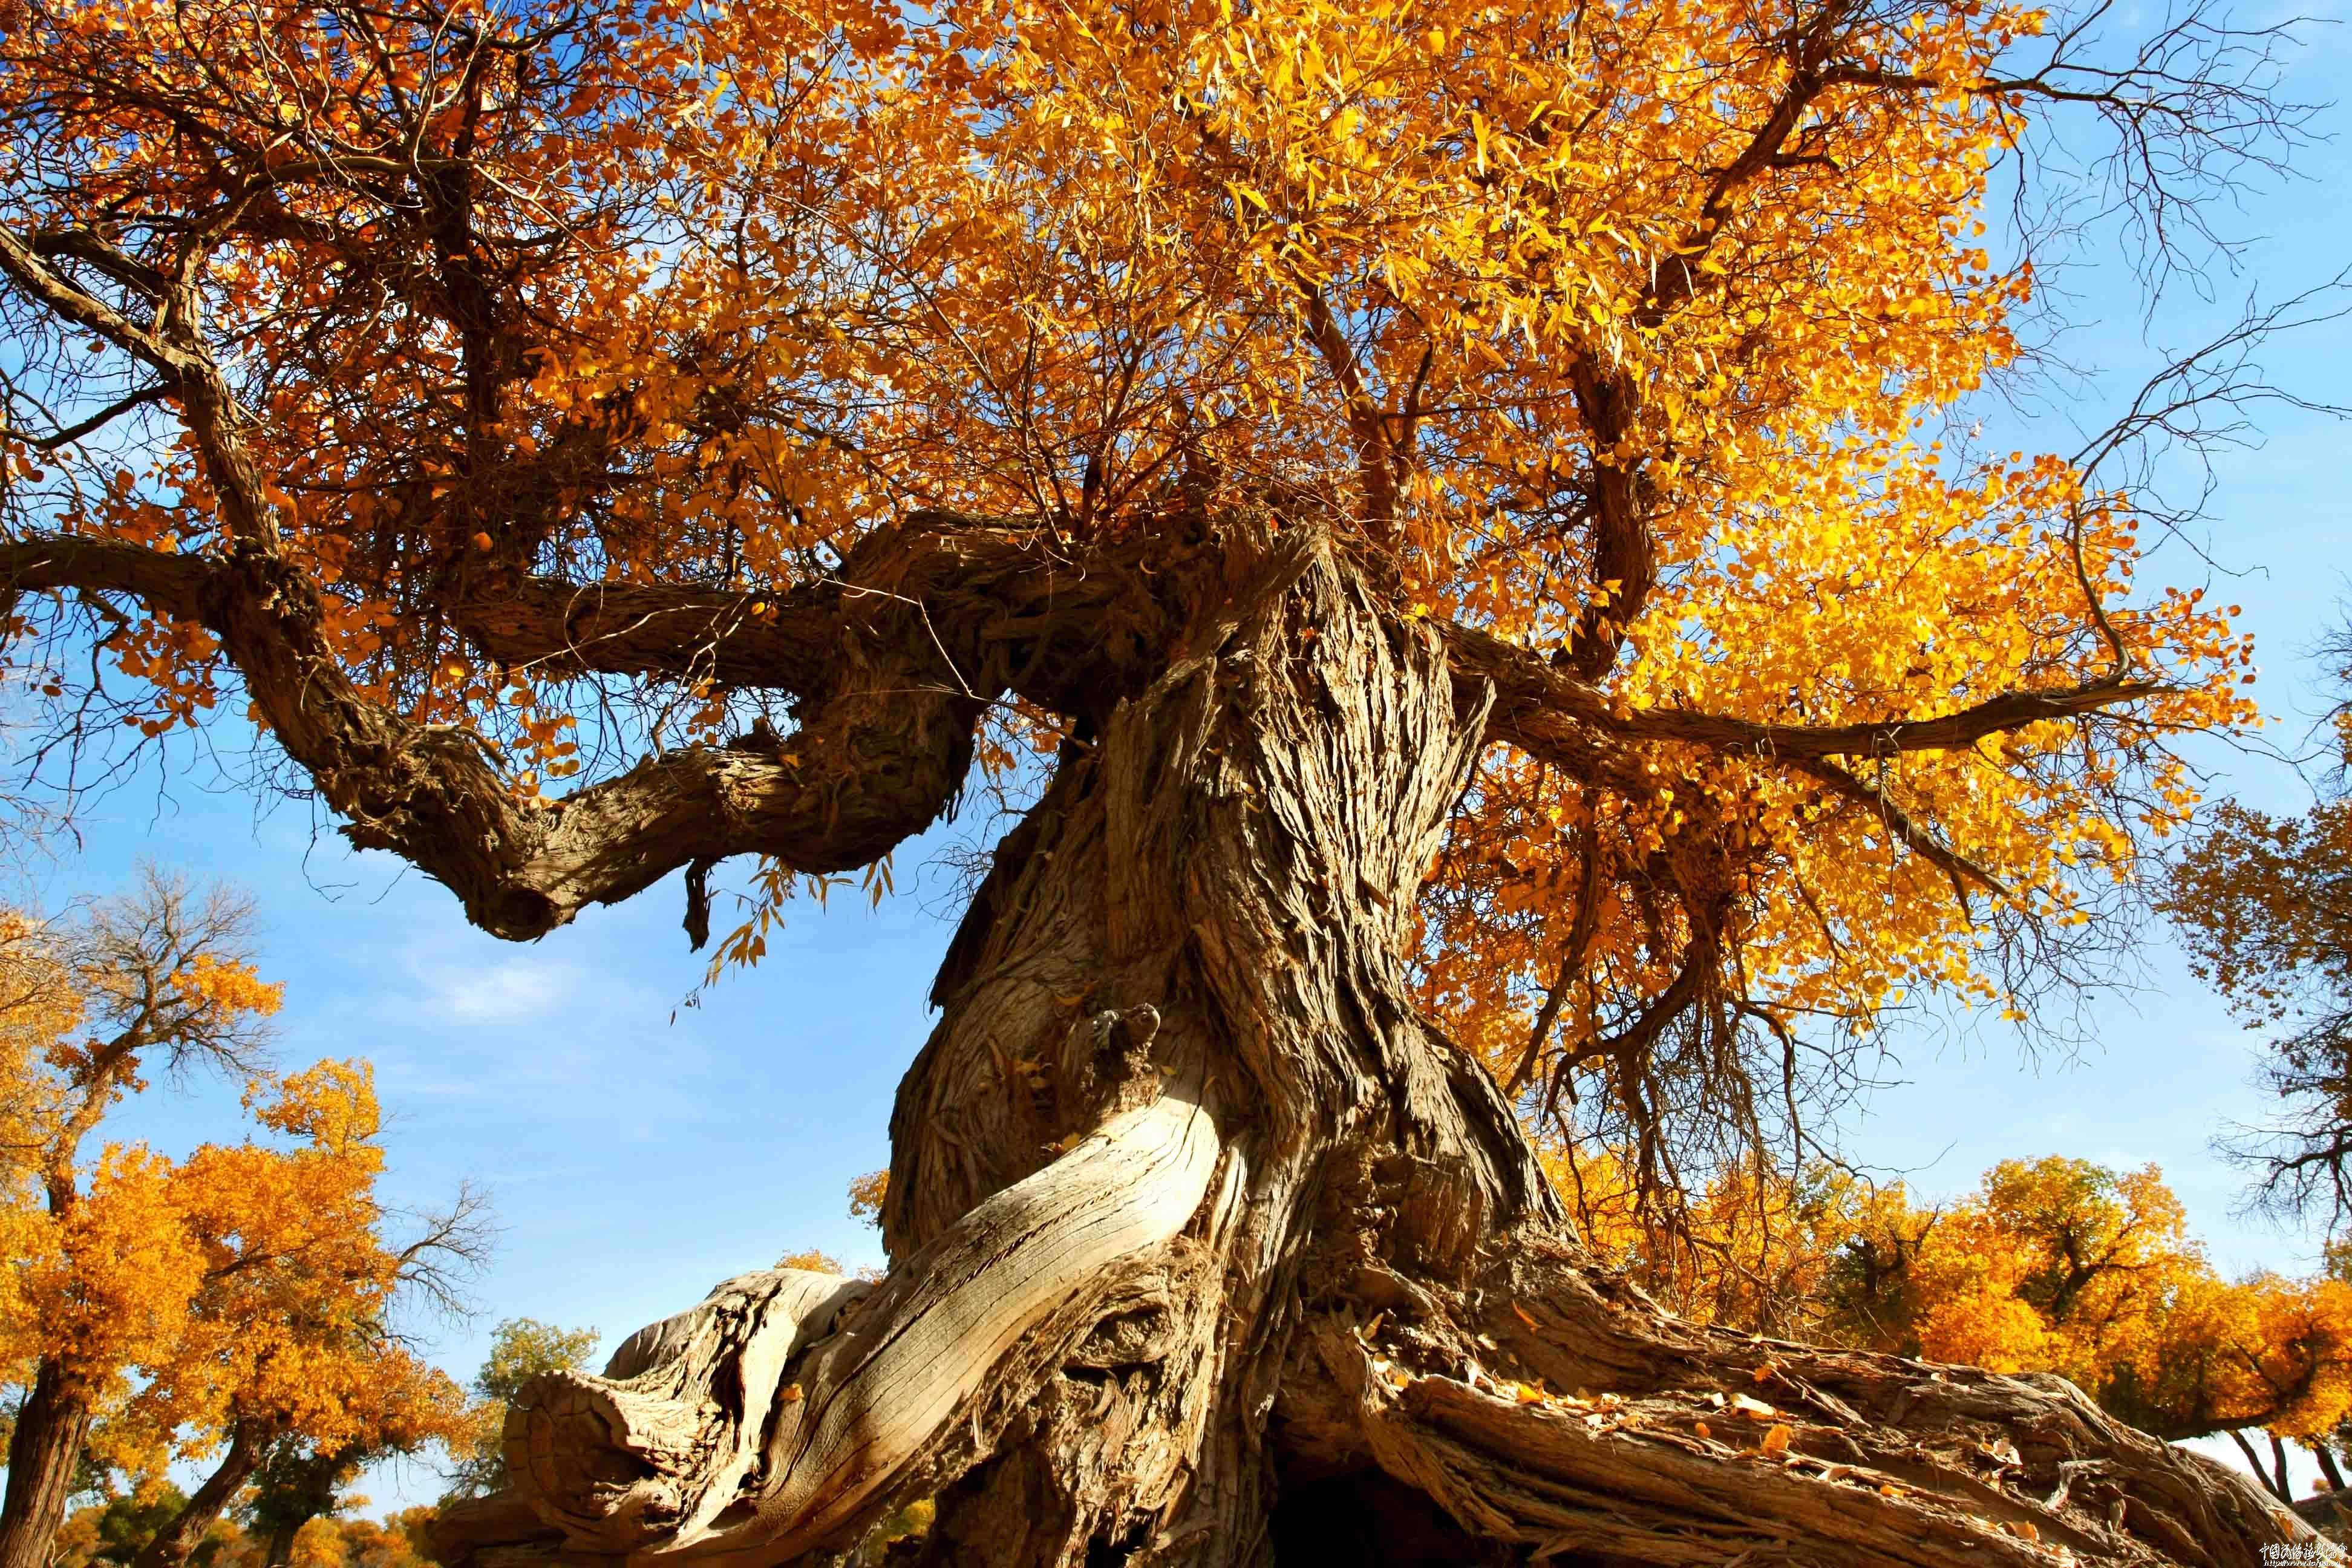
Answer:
[
  {"xmin": 0, "ymin": 883, "xmax": 463, "ymax": 1485},
  {"xmin": 1567, "ymin": 1145, "xmax": 2352, "ymax": 1448},
  {"xmin": 0, "ymin": 0, "xmax": 2267, "ymax": 1193}
]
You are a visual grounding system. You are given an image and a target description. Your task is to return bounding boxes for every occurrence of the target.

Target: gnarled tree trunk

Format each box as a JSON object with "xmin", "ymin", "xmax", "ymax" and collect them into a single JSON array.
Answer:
[{"xmin": 430, "ymin": 529, "xmax": 2316, "ymax": 1567}]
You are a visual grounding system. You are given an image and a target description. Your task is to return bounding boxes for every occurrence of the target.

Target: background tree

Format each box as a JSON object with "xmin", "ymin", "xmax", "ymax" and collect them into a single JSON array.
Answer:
[
  {"xmin": 0, "ymin": 878, "xmax": 476, "ymax": 1568},
  {"xmin": 1565, "ymin": 1148, "xmax": 2352, "ymax": 1503},
  {"xmin": 0, "ymin": 0, "xmax": 2334, "ymax": 1560},
  {"xmin": 1830, "ymin": 1157, "xmax": 2352, "ymax": 1499},
  {"xmin": 1544, "ymin": 1145, "xmax": 1875, "ymax": 1338},
  {"xmin": 165, "ymin": 1343, "xmax": 470, "ymax": 1568},
  {"xmin": 0, "ymin": 873, "xmax": 279, "ymax": 1568},
  {"xmin": 237, "ymin": 1434, "xmax": 416, "ymax": 1568},
  {"xmin": 54, "ymin": 1502, "xmax": 446, "ymax": 1568},
  {"xmin": 2166, "ymin": 626, "xmax": 2352, "ymax": 1233},
  {"xmin": 56, "ymin": 1484, "xmax": 197, "ymax": 1568}
]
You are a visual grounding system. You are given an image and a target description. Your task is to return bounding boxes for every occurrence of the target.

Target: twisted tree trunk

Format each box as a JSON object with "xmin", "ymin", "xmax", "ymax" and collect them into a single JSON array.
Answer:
[{"xmin": 426, "ymin": 532, "xmax": 2314, "ymax": 1567}]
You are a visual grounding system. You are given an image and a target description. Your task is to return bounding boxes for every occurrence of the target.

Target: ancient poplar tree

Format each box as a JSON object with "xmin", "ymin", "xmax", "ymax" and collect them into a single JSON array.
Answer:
[{"xmin": 0, "ymin": 0, "xmax": 2327, "ymax": 1560}]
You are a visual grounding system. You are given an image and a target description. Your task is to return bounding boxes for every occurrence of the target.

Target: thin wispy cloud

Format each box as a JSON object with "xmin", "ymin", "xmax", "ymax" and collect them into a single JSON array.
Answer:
[{"xmin": 416, "ymin": 953, "xmax": 584, "ymax": 1026}]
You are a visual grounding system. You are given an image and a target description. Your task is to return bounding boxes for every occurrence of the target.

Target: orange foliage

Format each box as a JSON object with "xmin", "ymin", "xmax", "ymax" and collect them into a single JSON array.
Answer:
[
  {"xmin": 0, "ymin": 876, "xmax": 465, "ymax": 1488},
  {"xmin": 51, "ymin": 1500, "xmax": 440, "ymax": 1568},
  {"xmin": 847, "ymin": 1171, "xmax": 889, "ymax": 1228},
  {"xmin": 1564, "ymin": 1145, "xmax": 2352, "ymax": 1452},
  {"xmin": 774, "ymin": 1250, "xmax": 846, "ymax": 1275},
  {"xmin": 1546, "ymin": 1144, "xmax": 1866, "ymax": 1338},
  {"xmin": 0, "ymin": 0, "xmax": 2259, "ymax": 1182}
]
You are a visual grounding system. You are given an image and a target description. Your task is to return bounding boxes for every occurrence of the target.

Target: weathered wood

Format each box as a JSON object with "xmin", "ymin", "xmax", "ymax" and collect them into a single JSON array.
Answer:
[
  {"xmin": 501, "ymin": 1088, "xmax": 1220, "ymax": 1565},
  {"xmin": 394, "ymin": 529, "xmax": 2331, "ymax": 1567},
  {"xmin": 1275, "ymin": 1243, "xmax": 2309, "ymax": 1567}
]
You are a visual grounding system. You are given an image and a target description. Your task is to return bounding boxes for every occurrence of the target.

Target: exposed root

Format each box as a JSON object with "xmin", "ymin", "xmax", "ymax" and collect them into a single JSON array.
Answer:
[
  {"xmin": 1278, "ymin": 1242, "xmax": 2330, "ymax": 1568},
  {"xmin": 481, "ymin": 1086, "xmax": 1221, "ymax": 1567}
]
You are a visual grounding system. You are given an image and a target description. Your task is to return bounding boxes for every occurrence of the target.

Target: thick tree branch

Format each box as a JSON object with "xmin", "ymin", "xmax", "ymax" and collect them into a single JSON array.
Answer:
[
  {"xmin": 132, "ymin": 1419, "xmax": 270, "ymax": 1568},
  {"xmin": 1293, "ymin": 281, "xmax": 1401, "ymax": 535},
  {"xmin": 452, "ymin": 517, "xmax": 1172, "ymax": 710},
  {"xmin": 1443, "ymin": 621, "xmax": 2161, "ymax": 766},
  {"xmin": 311, "ymin": 552, "xmax": 2154, "ymax": 932},
  {"xmin": 0, "ymin": 534, "xmax": 981, "ymax": 938},
  {"xmin": 1561, "ymin": 364, "xmax": 1655, "ymax": 679},
  {"xmin": 0, "ymin": 224, "xmax": 182, "ymax": 375}
]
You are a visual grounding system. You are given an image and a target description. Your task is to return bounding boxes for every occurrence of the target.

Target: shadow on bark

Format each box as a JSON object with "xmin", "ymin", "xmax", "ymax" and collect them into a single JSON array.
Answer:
[{"xmin": 431, "ymin": 531, "xmax": 2318, "ymax": 1568}]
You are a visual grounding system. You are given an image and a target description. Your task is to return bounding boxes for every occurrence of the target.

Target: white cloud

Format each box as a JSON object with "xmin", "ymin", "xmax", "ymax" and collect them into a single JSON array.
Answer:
[{"xmin": 420, "ymin": 953, "xmax": 582, "ymax": 1025}]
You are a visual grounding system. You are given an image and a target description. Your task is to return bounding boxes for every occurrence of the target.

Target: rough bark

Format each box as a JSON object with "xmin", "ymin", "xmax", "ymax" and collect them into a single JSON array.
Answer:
[
  {"xmin": 0, "ymin": 140, "xmax": 2289, "ymax": 1568},
  {"xmin": 0, "ymin": 516, "xmax": 1215, "ymax": 941},
  {"xmin": 1276, "ymin": 1245, "xmax": 2304, "ymax": 1567},
  {"xmin": 428, "ymin": 529, "xmax": 2314, "ymax": 1568},
  {"xmin": 0, "ymin": 1362, "xmax": 94, "ymax": 1568}
]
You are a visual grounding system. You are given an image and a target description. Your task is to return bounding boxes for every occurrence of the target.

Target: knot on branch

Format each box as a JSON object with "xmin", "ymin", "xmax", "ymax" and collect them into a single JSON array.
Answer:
[
  {"xmin": 503, "ymin": 1372, "xmax": 701, "ymax": 1551},
  {"xmin": 1054, "ymin": 1004, "xmax": 1167, "ymax": 1137}
]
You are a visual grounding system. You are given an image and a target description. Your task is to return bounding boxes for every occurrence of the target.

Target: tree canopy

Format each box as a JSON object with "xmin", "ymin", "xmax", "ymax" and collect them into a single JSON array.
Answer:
[
  {"xmin": 0, "ymin": 0, "xmax": 2302, "ymax": 1198},
  {"xmin": 0, "ymin": 0, "xmax": 2337, "ymax": 1560},
  {"xmin": 1564, "ymin": 1146, "xmax": 2352, "ymax": 1493}
]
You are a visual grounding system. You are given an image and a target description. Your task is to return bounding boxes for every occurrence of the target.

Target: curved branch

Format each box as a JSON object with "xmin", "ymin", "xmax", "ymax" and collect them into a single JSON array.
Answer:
[
  {"xmin": 490, "ymin": 1083, "xmax": 1222, "ymax": 1566},
  {"xmin": 1, "ymin": 534, "xmax": 980, "ymax": 939},
  {"xmin": 452, "ymin": 518, "xmax": 1191, "ymax": 725}
]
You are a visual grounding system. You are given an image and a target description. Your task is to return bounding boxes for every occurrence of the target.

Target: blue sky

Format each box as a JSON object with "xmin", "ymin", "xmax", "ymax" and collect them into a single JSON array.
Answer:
[{"xmin": 13, "ymin": 0, "xmax": 2352, "ymax": 1515}]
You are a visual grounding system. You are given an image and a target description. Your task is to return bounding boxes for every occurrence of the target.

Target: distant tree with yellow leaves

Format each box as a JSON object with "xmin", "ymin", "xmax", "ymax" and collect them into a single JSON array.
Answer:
[
  {"xmin": 1556, "ymin": 1143, "xmax": 2352, "ymax": 1501},
  {"xmin": 0, "ymin": 871, "xmax": 480, "ymax": 1568},
  {"xmin": 1831, "ymin": 1156, "xmax": 2352, "ymax": 1500},
  {"xmin": 53, "ymin": 1495, "xmax": 443, "ymax": 1568}
]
